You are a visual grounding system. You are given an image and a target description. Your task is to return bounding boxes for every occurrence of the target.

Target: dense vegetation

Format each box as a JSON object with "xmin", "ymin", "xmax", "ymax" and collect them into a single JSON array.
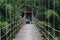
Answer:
[
  {"xmin": 0, "ymin": 0, "xmax": 60, "ymax": 40},
  {"xmin": 34, "ymin": 0, "xmax": 60, "ymax": 40},
  {"xmin": 0, "ymin": 0, "xmax": 22, "ymax": 40}
]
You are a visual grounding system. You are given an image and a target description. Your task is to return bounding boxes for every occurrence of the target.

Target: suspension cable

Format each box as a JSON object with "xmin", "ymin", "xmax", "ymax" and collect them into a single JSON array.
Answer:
[
  {"xmin": 5, "ymin": 0, "xmax": 8, "ymax": 40},
  {"xmin": 35, "ymin": 0, "xmax": 39, "ymax": 18},
  {"xmin": 37, "ymin": 19, "xmax": 60, "ymax": 32},
  {"xmin": 36, "ymin": 23, "xmax": 49, "ymax": 40},
  {"xmin": 38, "ymin": 23, "xmax": 58, "ymax": 40}
]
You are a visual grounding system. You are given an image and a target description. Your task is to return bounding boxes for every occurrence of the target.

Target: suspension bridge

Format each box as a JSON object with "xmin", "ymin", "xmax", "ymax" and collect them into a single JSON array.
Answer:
[
  {"xmin": 1, "ymin": 5, "xmax": 60, "ymax": 40},
  {"xmin": 0, "ymin": 0, "xmax": 60, "ymax": 40}
]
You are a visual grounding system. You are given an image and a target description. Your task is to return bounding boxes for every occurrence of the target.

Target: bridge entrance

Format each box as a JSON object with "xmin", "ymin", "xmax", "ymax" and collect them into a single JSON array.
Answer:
[
  {"xmin": 21, "ymin": 5, "xmax": 33, "ymax": 24},
  {"xmin": 26, "ymin": 13, "xmax": 32, "ymax": 21}
]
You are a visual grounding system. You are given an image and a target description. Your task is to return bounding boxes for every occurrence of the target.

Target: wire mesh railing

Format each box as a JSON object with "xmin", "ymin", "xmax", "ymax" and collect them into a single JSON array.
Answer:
[
  {"xmin": 0, "ymin": 0, "xmax": 25, "ymax": 40},
  {"xmin": 35, "ymin": 19, "xmax": 59, "ymax": 40},
  {"xmin": 1, "ymin": 18, "xmax": 25, "ymax": 40}
]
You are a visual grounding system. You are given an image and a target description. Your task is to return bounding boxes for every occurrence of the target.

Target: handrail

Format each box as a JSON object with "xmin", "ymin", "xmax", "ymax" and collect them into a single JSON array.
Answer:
[
  {"xmin": 1, "ymin": 18, "xmax": 24, "ymax": 29},
  {"xmin": 35, "ymin": 18, "xmax": 58, "ymax": 40},
  {"xmin": 41, "ymin": 27, "xmax": 58, "ymax": 40},
  {"xmin": 35, "ymin": 18, "xmax": 60, "ymax": 32},
  {"xmin": 44, "ymin": 24, "xmax": 60, "ymax": 32},
  {"xmin": 7, "ymin": 22, "xmax": 23, "ymax": 40},
  {"xmin": 37, "ymin": 23, "xmax": 58, "ymax": 40},
  {"xmin": 1, "ymin": 2, "xmax": 25, "ymax": 40},
  {"xmin": 1, "ymin": 18, "xmax": 25, "ymax": 39},
  {"xmin": 35, "ymin": 23, "xmax": 48, "ymax": 40}
]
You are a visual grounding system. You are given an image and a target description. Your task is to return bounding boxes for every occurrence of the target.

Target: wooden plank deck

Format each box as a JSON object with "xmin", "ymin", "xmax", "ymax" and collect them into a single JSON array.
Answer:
[{"xmin": 14, "ymin": 24, "xmax": 43, "ymax": 40}]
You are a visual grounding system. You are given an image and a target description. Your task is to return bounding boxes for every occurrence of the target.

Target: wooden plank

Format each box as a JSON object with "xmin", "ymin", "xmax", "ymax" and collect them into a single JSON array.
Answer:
[{"xmin": 14, "ymin": 24, "xmax": 43, "ymax": 40}]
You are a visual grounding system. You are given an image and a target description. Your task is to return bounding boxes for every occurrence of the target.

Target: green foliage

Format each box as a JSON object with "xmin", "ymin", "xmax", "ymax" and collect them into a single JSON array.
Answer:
[
  {"xmin": 45, "ymin": 10, "xmax": 59, "ymax": 19},
  {"xmin": 0, "ymin": 0, "xmax": 4, "ymax": 6},
  {"xmin": 34, "ymin": 0, "xmax": 60, "ymax": 40},
  {"xmin": 1, "ymin": 22, "xmax": 9, "ymax": 28},
  {"xmin": 0, "ymin": 22, "xmax": 9, "ymax": 33},
  {"xmin": 55, "ymin": 0, "xmax": 60, "ymax": 6},
  {"xmin": 0, "ymin": 0, "xmax": 22, "ymax": 40},
  {"xmin": 37, "ymin": 21, "xmax": 51, "ymax": 27},
  {"xmin": 6, "ymin": 4, "xmax": 13, "ymax": 11}
]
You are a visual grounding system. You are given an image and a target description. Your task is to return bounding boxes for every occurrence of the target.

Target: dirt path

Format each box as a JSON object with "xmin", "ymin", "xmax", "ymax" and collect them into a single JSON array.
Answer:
[{"xmin": 14, "ymin": 24, "xmax": 43, "ymax": 40}]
